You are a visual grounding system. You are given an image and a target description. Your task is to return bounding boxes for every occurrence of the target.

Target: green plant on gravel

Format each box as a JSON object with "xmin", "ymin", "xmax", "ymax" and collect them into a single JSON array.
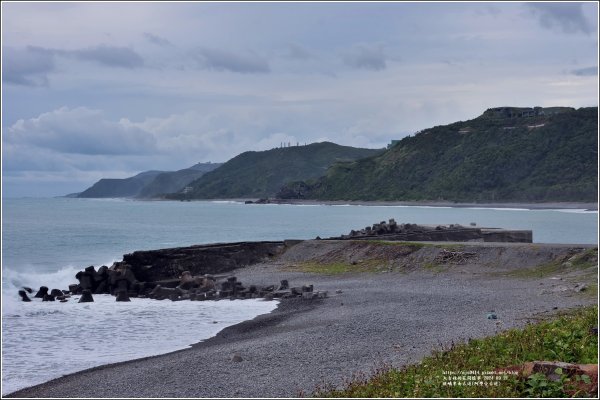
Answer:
[
  {"xmin": 524, "ymin": 369, "xmax": 593, "ymax": 398},
  {"xmin": 315, "ymin": 306, "xmax": 598, "ymax": 398},
  {"xmin": 570, "ymin": 247, "xmax": 599, "ymax": 268},
  {"xmin": 423, "ymin": 261, "xmax": 446, "ymax": 273},
  {"xmin": 508, "ymin": 247, "xmax": 598, "ymax": 279},
  {"xmin": 524, "ymin": 370, "xmax": 567, "ymax": 398}
]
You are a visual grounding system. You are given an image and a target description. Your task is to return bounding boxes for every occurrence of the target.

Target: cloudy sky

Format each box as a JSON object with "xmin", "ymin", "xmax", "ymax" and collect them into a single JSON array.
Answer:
[{"xmin": 2, "ymin": 2, "xmax": 598, "ymax": 197}]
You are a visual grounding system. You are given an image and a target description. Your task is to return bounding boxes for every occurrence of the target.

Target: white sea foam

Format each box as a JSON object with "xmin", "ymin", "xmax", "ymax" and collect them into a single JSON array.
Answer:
[
  {"xmin": 461, "ymin": 207, "xmax": 531, "ymax": 211},
  {"xmin": 1, "ymin": 294, "xmax": 278, "ymax": 395},
  {"xmin": 550, "ymin": 209, "xmax": 598, "ymax": 214}
]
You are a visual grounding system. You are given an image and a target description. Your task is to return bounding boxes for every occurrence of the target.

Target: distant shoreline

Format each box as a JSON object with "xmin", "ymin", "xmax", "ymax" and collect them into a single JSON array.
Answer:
[
  {"xmin": 52, "ymin": 196, "xmax": 599, "ymax": 211},
  {"xmin": 201, "ymin": 198, "xmax": 599, "ymax": 211}
]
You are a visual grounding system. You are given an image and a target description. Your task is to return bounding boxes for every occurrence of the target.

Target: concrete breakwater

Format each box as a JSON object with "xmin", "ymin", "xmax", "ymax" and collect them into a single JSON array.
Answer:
[
  {"xmin": 20, "ymin": 240, "xmax": 324, "ymax": 303},
  {"xmin": 121, "ymin": 241, "xmax": 288, "ymax": 282},
  {"xmin": 18, "ymin": 221, "xmax": 537, "ymax": 303}
]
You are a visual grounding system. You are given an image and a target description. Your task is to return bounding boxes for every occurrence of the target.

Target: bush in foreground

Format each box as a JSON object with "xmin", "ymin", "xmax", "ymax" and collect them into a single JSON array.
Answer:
[{"xmin": 315, "ymin": 307, "xmax": 598, "ymax": 398}]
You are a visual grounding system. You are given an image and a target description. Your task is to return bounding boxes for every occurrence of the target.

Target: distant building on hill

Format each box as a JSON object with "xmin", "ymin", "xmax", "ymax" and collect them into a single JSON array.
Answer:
[{"xmin": 483, "ymin": 106, "xmax": 574, "ymax": 119}]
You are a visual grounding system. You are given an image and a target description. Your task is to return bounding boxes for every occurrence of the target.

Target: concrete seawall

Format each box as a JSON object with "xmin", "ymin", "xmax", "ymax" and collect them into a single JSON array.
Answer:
[{"xmin": 120, "ymin": 241, "xmax": 287, "ymax": 282}]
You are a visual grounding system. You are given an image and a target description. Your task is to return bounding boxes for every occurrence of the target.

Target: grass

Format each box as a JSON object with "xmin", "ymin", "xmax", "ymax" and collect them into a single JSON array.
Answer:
[
  {"xmin": 423, "ymin": 261, "xmax": 446, "ymax": 273},
  {"xmin": 315, "ymin": 306, "xmax": 598, "ymax": 398},
  {"xmin": 508, "ymin": 247, "xmax": 598, "ymax": 279},
  {"xmin": 285, "ymin": 241, "xmax": 430, "ymax": 275}
]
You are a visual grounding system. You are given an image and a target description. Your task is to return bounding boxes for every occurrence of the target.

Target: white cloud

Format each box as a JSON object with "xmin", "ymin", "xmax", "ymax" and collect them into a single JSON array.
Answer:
[{"xmin": 5, "ymin": 107, "xmax": 157, "ymax": 155}]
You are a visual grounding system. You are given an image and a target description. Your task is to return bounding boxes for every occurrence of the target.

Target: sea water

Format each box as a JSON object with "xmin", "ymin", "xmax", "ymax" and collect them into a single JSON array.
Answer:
[
  {"xmin": 2, "ymin": 295, "xmax": 277, "ymax": 395},
  {"xmin": 2, "ymin": 198, "xmax": 598, "ymax": 394}
]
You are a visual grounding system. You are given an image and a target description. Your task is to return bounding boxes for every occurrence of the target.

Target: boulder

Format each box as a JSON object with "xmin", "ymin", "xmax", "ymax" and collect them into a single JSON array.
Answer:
[
  {"xmin": 22, "ymin": 287, "xmax": 33, "ymax": 294},
  {"xmin": 34, "ymin": 286, "xmax": 49, "ymax": 299},
  {"xmin": 75, "ymin": 270, "xmax": 93, "ymax": 291},
  {"xmin": 148, "ymin": 285, "xmax": 180, "ymax": 300},
  {"xmin": 278, "ymin": 280, "xmax": 289, "ymax": 290},
  {"xmin": 273, "ymin": 290, "xmax": 291, "ymax": 298},
  {"xmin": 42, "ymin": 294, "xmax": 55, "ymax": 302},
  {"xmin": 18, "ymin": 290, "xmax": 32, "ymax": 302},
  {"xmin": 68, "ymin": 284, "xmax": 81, "ymax": 295},
  {"xmin": 50, "ymin": 289, "xmax": 64, "ymax": 297},
  {"xmin": 302, "ymin": 285, "xmax": 313, "ymax": 293},
  {"xmin": 115, "ymin": 291, "xmax": 131, "ymax": 302},
  {"xmin": 291, "ymin": 287, "xmax": 303, "ymax": 296},
  {"xmin": 178, "ymin": 271, "xmax": 196, "ymax": 290},
  {"xmin": 78, "ymin": 289, "xmax": 94, "ymax": 303},
  {"xmin": 302, "ymin": 292, "xmax": 317, "ymax": 300},
  {"xmin": 205, "ymin": 290, "xmax": 216, "ymax": 300}
]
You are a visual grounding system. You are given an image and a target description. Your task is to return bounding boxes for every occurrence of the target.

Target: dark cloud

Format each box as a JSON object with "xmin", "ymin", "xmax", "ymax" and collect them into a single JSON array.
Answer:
[
  {"xmin": 3, "ymin": 46, "xmax": 55, "ymax": 86},
  {"xmin": 570, "ymin": 66, "xmax": 598, "ymax": 76},
  {"xmin": 526, "ymin": 3, "xmax": 592, "ymax": 35},
  {"xmin": 342, "ymin": 44, "xmax": 386, "ymax": 71},
  {"xmin": 69, "ymin": 45, "xmax": 144, "ymax": 68},
  {"xmin": 194, "ymin": 47, "xmax": 270, "ymax": 73},
  {"xmin": 143, "ymin": 32, "xmax": 173, "ymax": 47},
  {"xmin": 4, "ymin": 44, "xmax": 144, "ymax": 86}
]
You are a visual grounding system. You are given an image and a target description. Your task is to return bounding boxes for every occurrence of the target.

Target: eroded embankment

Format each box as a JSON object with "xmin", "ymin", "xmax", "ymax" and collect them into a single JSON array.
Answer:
[{"xmin": 277, "ymin": 240, "xmax": 598, "ymax": 281}]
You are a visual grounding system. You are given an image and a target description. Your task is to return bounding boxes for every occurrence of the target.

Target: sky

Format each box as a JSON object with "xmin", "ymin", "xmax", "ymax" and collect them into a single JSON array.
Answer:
[{"xmin": 2, "ymin": 1, "xmax": 598, "ymax": 197}]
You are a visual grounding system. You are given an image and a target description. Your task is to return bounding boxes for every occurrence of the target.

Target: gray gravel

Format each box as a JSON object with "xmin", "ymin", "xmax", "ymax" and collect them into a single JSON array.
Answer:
[{"xmin": 7, "ymin": 249, "xmax": 595, "ymax": 398}]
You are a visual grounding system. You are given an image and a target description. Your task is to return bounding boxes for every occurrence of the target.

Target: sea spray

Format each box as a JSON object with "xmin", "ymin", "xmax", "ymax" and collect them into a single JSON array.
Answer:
[{"xmin": 2, "ymin": 294, "xmax": 278, "ymax": 395}]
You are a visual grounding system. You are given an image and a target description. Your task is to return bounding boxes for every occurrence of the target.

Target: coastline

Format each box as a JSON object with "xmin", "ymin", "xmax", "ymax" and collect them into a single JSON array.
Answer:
[
  {"xmin": 262, "ymin": 199, "xmax": 599, "ymax": 211},
  {"xmin": 145, "ymin": 197, "xmax": 599, "ymax": 211},
  {"xmin": 7, "ymin": 241, "xmax": 597, "ymax": 398},
  {"xmin": 60, "ymin": 196, "xmax": 599, "ymax": 211}
]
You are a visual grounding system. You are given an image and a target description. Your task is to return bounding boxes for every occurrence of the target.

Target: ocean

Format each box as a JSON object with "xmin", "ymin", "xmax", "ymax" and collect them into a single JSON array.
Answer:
[{"xmin": 1, "ymin": 197, "xmax": 598, "ymax": 394}]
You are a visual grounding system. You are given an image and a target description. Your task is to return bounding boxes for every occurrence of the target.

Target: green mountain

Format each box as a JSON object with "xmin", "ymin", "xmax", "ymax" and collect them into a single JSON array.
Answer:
[
  {"xmin": 277, "ymin": 107, "xmax": 598, "ymax": 202},
  {"xmin": 76, "ymin": 163, "xmax": 221, "ymax": 198},
  {"xmin": 169, "ymin": 142, "xmax": 383, "ymax": 199},
  {"xmin": 137, "ymin": 162, "xmax": 221, "ymax": 198},
  {"xmin": 77, "ymin": 170, "xmax": 165, "ymax": 198}
]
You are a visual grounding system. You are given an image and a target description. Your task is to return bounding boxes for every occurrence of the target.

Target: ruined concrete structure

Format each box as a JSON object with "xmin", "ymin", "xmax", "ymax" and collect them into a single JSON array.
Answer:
[{"xmin": 330, "ymin": 219, "xmax": 532, "ymax": 243}]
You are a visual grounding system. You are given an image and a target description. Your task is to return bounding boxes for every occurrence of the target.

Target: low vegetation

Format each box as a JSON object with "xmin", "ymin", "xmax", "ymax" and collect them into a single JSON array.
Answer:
[
  {"xmin": 281, "ymin": 107, "xmax": 598, "ymax": 202},
  {"xmin": 283, "ymin": 241, "xmax": 429, "ymax": 274},
  {"xmin": 315, "ymin": 306, "xmax": 598, "ymax": 398},
  {"xmin": 169, "ymin": 142, "xmax": 381, "ymax": 199},
  {"xmin": 508, "ymin": 247, "xmax": 598, "ymax": 279}
]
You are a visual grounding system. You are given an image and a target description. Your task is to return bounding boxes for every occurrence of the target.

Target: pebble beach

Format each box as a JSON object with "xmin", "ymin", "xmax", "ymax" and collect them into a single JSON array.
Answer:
[{"xmin": 7, "ymin": 241, "xmax": 596, "ymax": 398}]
